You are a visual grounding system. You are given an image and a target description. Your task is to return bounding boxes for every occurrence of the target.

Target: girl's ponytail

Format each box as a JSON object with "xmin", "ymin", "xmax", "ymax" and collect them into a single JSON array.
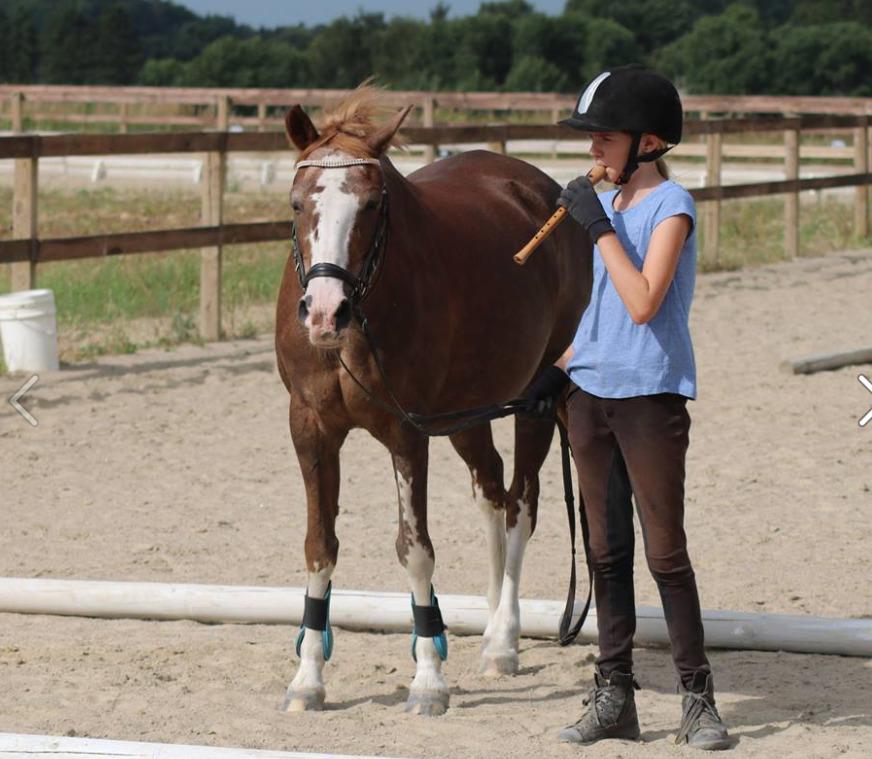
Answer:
[
  {"xmin": 648, "ymin": 136, "xmax": 670, "ymax": 179},
  {"xmin": 655, "ymin": 157, "xmax": 670, "ymax": 180}
]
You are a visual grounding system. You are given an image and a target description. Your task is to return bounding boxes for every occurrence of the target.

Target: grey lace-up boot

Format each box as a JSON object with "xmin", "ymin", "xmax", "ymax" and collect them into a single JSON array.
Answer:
[
  {"xmin": 558, "ymin": 667, "xmax": 641, "ymax": 744},
  {"xmin": 675, "ymin": 672, "xmax": 731, "ymax": 750}
]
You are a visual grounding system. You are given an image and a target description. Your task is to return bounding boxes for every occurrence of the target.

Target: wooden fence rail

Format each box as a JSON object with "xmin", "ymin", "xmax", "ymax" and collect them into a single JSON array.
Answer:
[
  {"xmin": 4, "ymin": 85, "xmax": 872, "ymax": 131},
  {"xmin": 2, "ymin": 114, "xmax": 871, "ymax": 339},
  {"xmin": 2, "ymin": 113, "xmax": 870, "ymax": 155}
]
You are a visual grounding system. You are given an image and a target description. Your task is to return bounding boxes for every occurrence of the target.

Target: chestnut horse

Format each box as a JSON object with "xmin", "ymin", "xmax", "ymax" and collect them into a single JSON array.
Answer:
[{"xmin": 275, "ymin": 87, "xmax": 592, "ymax": 716}]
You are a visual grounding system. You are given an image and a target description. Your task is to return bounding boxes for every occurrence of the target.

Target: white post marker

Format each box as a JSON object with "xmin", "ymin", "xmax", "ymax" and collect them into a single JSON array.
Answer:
[
  {"xmin": 0, "ymin": 733, "xmax": 411, "ymax": 759},
  {"xmin": 859, "ymin": 374, "xmax": 872, "ymax": 427},
  {"xmin": 90, "ymin": 159, "xmax": 106, "ymax": 182}
]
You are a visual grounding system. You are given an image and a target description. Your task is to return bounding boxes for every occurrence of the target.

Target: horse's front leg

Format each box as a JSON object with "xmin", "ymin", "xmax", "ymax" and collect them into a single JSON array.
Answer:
[
  {"xmin": 282, "ymin": 396, "xmax": 347, "ymax": 712},
  {"xmin": 392, "ymin": 434, "xmax": 450, "ymax": 716}
]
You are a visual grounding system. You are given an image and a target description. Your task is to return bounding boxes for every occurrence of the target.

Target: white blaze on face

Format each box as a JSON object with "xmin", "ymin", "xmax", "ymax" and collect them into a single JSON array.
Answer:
[{"xmin": 303, "ymin": 164, "xmax": 364, "ymax": 332}]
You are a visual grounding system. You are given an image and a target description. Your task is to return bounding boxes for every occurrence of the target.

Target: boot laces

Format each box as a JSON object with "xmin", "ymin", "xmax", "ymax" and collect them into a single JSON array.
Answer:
[
  {"xmin": 580, "ymin": 675, "xmax": 637, "ymax": 727},
  {"xmin": 588, "ymin": 686, "xmax": 619, "ymax": 722},
  {"xmin": 676, "ymin": 690, "xmax": 723, "ymax": 744}
]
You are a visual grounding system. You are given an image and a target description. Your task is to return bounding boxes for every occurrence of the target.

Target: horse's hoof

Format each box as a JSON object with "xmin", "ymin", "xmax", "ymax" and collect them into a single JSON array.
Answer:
[
  {"xmin": 281, "ymin": 687, "xmax": 325, "ymax": 712},
  {"xmin": 405, "ymin": 691, "xmax": 449, "ymax": 716},
  {"xmin": 480, "ymin": 651, "xmax": 519, "ymax": 677}
]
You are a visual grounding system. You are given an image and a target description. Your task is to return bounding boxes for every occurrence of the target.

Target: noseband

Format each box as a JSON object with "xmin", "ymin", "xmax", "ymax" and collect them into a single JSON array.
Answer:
[{"xmin": 292, "ymin": 157, "xmax": 389, "ymax": 305}]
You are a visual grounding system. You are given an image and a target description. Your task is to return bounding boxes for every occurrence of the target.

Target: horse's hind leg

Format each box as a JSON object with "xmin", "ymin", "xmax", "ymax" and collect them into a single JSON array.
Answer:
[
  {"xmin": 282, "ymin": 397, "xmax": 347, "ymax": 713},
  {"xmin": 391, "ymin": 432, "xmax": 450, "ymax": 716},
  {"xmin": 448, "ymin": 424, "xmax": 507, "ymax": 637},
  {"xmin": 481, "ymin": 412, "xmax": 555, "ymax": 676}
]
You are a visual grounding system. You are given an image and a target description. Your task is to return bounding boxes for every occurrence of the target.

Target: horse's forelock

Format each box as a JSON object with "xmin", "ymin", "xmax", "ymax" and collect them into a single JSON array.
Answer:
[
  {"xmin": 298, "ymin": 130, "xmax": 375, "ymax": 161},
  {"xmin": 298, "ymin": 84, "xmax": 402, "ymax": 161}
]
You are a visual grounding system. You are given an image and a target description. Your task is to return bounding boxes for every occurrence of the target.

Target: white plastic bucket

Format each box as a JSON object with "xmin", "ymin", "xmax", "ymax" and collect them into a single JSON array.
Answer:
[{"xmin": 0, "ymin": 289, "xmax": 60, "ymax": 372}]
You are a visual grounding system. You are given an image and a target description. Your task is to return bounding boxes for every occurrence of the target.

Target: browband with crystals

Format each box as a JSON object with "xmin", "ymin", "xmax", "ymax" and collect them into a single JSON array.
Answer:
[{"xmin": 295, "ymin": 157, "xmax": 381, "ymax": 171}]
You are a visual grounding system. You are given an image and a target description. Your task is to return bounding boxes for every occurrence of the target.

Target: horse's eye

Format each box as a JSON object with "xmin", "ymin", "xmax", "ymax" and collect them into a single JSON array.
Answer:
[
  {"xmin": 364, "ymin": 198, "xmax": 379, "ymax": 210},
  {"xmin": 292, "ymin": 200, "xmax": 303, "ymax": 213}
]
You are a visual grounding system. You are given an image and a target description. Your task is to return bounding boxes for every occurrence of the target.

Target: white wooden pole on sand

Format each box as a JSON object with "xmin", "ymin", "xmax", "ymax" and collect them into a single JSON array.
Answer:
[
  {"xmin": 0, "ymin": 578, "xmax": 870, "ymax": 657},
  {"xmin": 0, "ymin": 732, "xmax": 410, "ymax": 759},
  {"xmin": 783, "ymin": 346, "xmax": 872, "ymax": 374}
]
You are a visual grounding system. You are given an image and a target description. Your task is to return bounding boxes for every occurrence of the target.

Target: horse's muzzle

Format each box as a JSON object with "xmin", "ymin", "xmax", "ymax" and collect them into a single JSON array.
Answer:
[{"xmin": 299, "ymin": 295, "xmax": 352, "ymax": 346}]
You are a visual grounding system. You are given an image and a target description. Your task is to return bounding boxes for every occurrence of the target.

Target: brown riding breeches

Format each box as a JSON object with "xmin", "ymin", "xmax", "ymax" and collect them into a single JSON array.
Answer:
[{"xmin": 565, "ymin": 385, "xmax": 710, "ymax": 688}]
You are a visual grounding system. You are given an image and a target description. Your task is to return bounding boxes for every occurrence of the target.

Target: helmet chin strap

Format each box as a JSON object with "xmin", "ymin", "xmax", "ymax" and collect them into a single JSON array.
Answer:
[{"xmin": 616, "ymin": 133, "xmax": 674, "ymax": 185}]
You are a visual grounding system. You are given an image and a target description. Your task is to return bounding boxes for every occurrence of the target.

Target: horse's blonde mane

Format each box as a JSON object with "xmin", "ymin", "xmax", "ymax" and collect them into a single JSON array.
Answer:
[{"xmin": 299, "ymin": 83, "xmax": 406, "ymax": 160}]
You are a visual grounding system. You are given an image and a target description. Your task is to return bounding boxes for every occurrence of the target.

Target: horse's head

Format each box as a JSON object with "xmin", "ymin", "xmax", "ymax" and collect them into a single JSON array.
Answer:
[{"xmin": 285, "ymin": 94, "xmax": 412, "ymax": 349}]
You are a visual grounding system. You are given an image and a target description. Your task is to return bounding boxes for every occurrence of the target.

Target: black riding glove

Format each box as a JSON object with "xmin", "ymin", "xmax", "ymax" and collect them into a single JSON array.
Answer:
[
  {"xmin": 557, "ymin": 176, "xmax": 615, "ymax": 243},
  {"xmin": 525, "ymin": 365, "xmax": 570, "ymax": 415}
]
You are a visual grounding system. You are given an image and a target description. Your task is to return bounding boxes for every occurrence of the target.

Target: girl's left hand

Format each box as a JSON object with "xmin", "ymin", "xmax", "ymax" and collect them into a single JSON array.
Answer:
[{"xmin": 558, "ymin": 177, "xmax": 615, "ymax": 242}]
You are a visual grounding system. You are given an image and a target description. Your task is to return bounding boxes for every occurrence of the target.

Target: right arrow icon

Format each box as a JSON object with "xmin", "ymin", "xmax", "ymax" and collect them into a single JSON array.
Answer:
[{"xmin": 859, "ymin": 375, "xmax": 872, "ymax": 428}]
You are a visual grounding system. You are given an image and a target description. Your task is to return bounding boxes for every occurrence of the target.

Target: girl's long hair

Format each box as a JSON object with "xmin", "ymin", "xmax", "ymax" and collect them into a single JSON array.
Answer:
[
  {"xmin": 655, "ymin": 157, "xmax": 670, "ymax": 180},
  {"xmin": 648, "ymin": 135, "xmax": 671, "ymax": 180}
]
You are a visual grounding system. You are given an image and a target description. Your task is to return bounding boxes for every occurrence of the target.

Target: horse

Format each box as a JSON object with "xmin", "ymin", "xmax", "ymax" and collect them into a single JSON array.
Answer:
[{"xmin": 275, "ymin": 86, "xmax": 592, "ymax": 716}]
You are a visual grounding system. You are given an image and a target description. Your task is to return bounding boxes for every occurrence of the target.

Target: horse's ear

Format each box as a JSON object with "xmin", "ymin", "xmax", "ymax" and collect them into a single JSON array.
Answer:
[
  {"xmin": 285, "ymin": 105, "xmax": 320, "ymax": 151},
  {"xmin": 368, "ymin": 105, "xmax": 413, "ymax": 156}
]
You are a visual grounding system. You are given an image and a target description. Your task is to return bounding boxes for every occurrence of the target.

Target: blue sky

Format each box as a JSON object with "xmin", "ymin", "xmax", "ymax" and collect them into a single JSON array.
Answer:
[{"xmin": 173, "ymin": 1, "xmax": 566, "ymax": 28}]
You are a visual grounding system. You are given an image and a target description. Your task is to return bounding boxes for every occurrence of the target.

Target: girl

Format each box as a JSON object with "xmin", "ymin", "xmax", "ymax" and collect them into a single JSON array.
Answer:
[{"xmin": 535, "ymin": 65, "xmax": 731, "ymax": 751}]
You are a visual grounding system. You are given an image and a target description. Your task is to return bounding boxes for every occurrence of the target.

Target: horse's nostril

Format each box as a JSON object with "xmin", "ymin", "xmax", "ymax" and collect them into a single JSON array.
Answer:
[
  {"xmin": 297, "ymin": 297, "xmax": 309, "ymax": 324},
  {"xmin": 335, "ymin": 299, "xmax": 352, "ymax": 332}
]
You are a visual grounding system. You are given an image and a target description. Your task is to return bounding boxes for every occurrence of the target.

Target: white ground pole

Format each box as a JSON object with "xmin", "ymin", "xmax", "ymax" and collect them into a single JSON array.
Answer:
[
  {"xmin": 0, "ymin": 732, "xmax": 411, "ymax": 759},
  {"xmin": 0, "ymin": 578, "xmax": 870, "ymax": 657}
]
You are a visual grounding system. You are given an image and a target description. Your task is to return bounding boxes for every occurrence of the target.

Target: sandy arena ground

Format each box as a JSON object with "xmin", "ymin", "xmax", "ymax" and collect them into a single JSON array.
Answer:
[{"xmin": 1, "ymin": 249, "xmax": 871, "ymax": 758}]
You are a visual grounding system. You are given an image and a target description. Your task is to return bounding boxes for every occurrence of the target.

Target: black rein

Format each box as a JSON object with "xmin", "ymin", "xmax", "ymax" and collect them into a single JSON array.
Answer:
[{"xmin": 291, "ymin": 160, "xmax": 592, "ymax": 647}]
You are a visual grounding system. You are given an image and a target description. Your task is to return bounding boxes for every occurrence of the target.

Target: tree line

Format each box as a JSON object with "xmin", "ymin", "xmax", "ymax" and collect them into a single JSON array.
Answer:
[{"xmin": 1, "ymin": 0, "xmax": 871, "ymax": 96}]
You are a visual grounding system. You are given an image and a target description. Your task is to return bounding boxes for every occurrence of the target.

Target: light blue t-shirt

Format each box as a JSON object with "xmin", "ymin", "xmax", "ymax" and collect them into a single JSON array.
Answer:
[{"xmin": 567, "ymin": 180, "xmax": 698, "ymax": 399}]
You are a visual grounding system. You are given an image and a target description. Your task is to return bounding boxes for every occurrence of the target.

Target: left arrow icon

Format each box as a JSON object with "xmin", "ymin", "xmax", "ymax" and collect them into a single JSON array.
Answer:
[{"xmin": 8, "ymin": 374, "xmax": 39, "ymax": 427}]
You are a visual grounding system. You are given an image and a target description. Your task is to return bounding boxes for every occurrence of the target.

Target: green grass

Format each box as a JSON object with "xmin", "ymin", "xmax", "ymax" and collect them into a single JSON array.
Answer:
[
  {"xmin": 698, "ymin": 194, "xmax": 865, "ymax": 272},
  {"xmin": 0, "ymin": 239, "xmax": 289, "ymax": 363},
  {"xmin": 1, "ymin": 183, "xmax": 869, "ymax": 369},
  {"xmin": 0, "ymin": 185, "xmax": 291, "ymax": 363}
]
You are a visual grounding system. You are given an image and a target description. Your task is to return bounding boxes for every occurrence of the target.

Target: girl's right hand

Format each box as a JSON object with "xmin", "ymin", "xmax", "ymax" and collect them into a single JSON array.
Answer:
[
  {"xmin": 558, "ymin": 177, "xmax": 615, "ymax": 242},
  {"xmin": 525, "ymin": 365, "xmax": 570, "ymax": 413}
]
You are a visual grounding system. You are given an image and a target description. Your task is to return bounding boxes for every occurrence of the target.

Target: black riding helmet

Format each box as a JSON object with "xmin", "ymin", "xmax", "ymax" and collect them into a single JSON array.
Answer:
[{"xmin": 559, "ymin": 65, "xmax": 683, "ymax": 184}]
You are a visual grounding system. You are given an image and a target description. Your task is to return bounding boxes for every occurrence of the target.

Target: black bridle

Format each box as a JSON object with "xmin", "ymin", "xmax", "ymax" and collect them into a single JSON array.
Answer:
[{"xmin": 291, "ymin": 157, "xmax": 389, "ymax": 306}]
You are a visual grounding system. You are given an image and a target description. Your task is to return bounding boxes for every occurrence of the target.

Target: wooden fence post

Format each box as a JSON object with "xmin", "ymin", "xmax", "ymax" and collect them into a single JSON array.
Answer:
[
  {"xmin": 487, "ymin": 136, "xmax": 506, "ymax": 155},
  {"xmin": 867, "ymin": 112, "xmax": 872, "ymax": 230},
  {"xmin": 216, "ymin": 95, "xmax": 230, "ymax": 131},
  {"xmin": 784, "ymin": 126, "xmax": 800, "ymax": 259},
  {"xmin": 118, "ymin": 102, "xmax": 129, "ymax": 134},
  {"xmin": 854, "ymin": 125, "xmax": 869, "ymax": 239},
  {"xmin": 703, "ymin": 129, "xmax": 722, "ymax": 267},
  {"xmin": 551, "ymin": 106, "xmax": 561, "ymax": 159},
  {"xmin": 422, "ymin": 97, "xmax": 436, "ymax": 164},
  {"xmin": 257, "ymin": 102, "xmax": 267, "ymax": 132},
  {"xmin": 11, "ymin": 91, "xmax": 24, "ymax": 132},
  {"xmin": 12, "ymin": 158, "xmax": 38, "ymax": 292},
  {"xmin": 11, "ymin": 93, "xmax": 37, "ymax": 291},
  {"xmin": 200, "ymin": 99, "xmax": 228, "ymax": 341}
]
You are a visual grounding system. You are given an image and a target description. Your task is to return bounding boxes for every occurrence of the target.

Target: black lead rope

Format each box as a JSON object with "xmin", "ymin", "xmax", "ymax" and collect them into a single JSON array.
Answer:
[
  {"xmin": 338, "ymin": 303, "xmax": 538, "ymax": 437},
  {"xmin": 294, "ymin": 174, "xmax": 592, "ymax": 642},
  {"xmin": 556, "ymin": 419, "xmax": 594, "ymax": 646},
  {"xmin": 340, "ymin": 307, "xmax": 594, "ymax": 642}
]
